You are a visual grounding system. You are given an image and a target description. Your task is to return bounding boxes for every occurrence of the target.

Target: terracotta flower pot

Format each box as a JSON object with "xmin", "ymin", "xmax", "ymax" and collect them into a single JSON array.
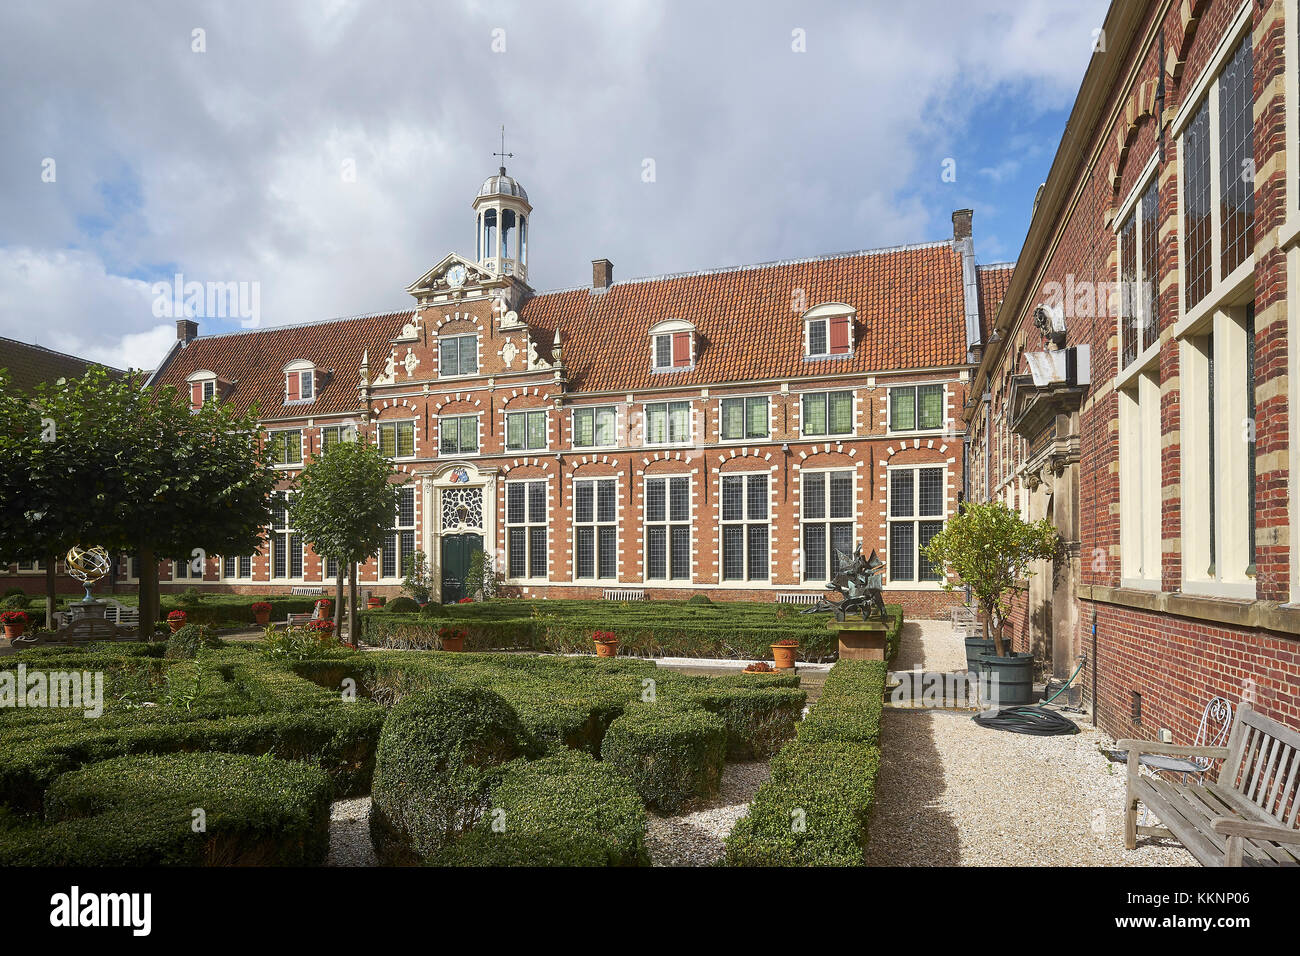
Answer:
[
  {"xmin": 3, "ymin": 623, "xmax": 23, "ymax": 640},
  {"xmin": 254, "ymin": 610, "xmax": 270, "ymax": 626},
  {"xmin": 312, "ymin": 624, "xmax": 335, "ymax": 640},
  {"xmin": 595, "ymin": 640, "xmax": 619, "ymax": 658},
  {"xmin": 367, "ymin": 598, "xmax": 383, "ymax": 609},
  {"xmin": 771, "ymin": 643, "xmax": 798, "ymax": 670},
  {"xmin": 441, "ymin": 635, "xmax": 464, "ymax": 652},
  {"xmin": 169, "ymin": 619, "xmax": 185, "ymax": 633}
]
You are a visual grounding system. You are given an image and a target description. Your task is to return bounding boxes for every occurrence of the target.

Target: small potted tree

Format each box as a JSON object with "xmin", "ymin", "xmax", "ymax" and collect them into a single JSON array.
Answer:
[
  {"xmin": 167, "ymin": 609, "xmax": 187, "ymax": 634},
  {"xmin": 1, "ymin": 610, "xmax": 28, "ymax": 642},
  {"xmin": 251, "ymin": 601, "xmax": 272, "ymax": 627},
  {"xmin": 401, "ymin": 551, "xmax": 434, "ymax": 606},
  {"xmin": 922, "ymin": 500, "xmax": 1058, "ymax": 707},
  {"xmin": 593, "ymin": 630, "xmax": 619, "ymax": 658}
]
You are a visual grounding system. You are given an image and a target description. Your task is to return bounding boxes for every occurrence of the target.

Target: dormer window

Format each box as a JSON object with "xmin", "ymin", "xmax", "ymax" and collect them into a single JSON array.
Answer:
[
  {"xmin": 186, "ymin": 370, "xmax": 222, "ymax": 410},
  {"xmin": 284, "ymin": 360, "xmax": 317, "ymax": 403},
  {"xmin": 803, "ymin": 304, "xmax": 854, "ymax": 359},
  {"xmin": 649, "ymin": 319, "xmax": 695, "ymax": 371}
]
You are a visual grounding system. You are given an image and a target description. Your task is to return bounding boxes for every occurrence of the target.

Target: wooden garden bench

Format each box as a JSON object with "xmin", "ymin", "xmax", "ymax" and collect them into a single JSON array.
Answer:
[
  {"xmin": 285, "ymin": 600, "xmax": 331, "ymax": 629},
  {"xmin": 290, "ymin": 586, "xmax": 324, "ymax": 596},
  {"xmin": 1121, "ymin": 704, "xmax": 1300, "ymax": 866}
]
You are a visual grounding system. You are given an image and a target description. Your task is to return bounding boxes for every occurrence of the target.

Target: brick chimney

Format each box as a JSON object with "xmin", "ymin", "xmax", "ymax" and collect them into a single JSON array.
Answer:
[
  {"xmin": 591, "ymin": 258, "xmax": 613, "ymax": 293},
  {"xmin": 952, "ymin": 208, "xmax": 973, "ymax": 241},
  {"xmin": 176, "ymin": 319, "xmax": 199, "ymax": 344}
]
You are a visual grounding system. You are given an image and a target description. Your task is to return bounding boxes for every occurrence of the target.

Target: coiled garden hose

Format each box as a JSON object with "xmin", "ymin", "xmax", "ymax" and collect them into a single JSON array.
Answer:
[{"xmin": 972, "ymin": 705, "xmax": 1080, "ymax": 736}]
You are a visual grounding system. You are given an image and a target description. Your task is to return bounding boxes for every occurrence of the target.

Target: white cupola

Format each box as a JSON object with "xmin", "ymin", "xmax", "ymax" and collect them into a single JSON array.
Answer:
[{"xmin": 473, "ymin": 165, "xmax": 531, "ymax": 283}]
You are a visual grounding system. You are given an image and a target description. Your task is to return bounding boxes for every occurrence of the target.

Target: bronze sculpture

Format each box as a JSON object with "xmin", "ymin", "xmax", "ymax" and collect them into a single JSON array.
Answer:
[{"xmin": 803, "ymin": 542, "xmax": 888, "ymax": 622}]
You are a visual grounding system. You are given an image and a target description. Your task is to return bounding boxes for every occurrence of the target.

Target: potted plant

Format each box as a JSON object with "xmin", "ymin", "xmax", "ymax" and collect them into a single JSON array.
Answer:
[
  {"xmin": 593, "ymin": 630, "xmax": 619, "ymax": 658},
  {"xmin": 1, "ymin": 610, "xmax": 28, "ymax": 641},
  {"xmin": 401, "ymin": 551, "xmax": 434, "ymax": 605},
  {"xmin": 306, "ymin": 619, "xmax": 335, "ymax": 640},
  {"xmin": 366, "ymin": 595, "xmax": 386, "ymax": 610},
  {"xmin": 458, "ymin": 596, "xmax": 474, "ymax": 604},
  {"xmin": 438, "ymin": 625, "xmax": 467, "ymax": 652},
  {"xmin": 922, "ymin": 499, "xmax": 1058, "ymax": 709},
  {"xmin": 743, "ymin": 660, "xmax": 775, "ymax": 675},
  {"xmin": 771, "ymin": 638, "xmax": 799, "ymax": 670},
  {"xmin": 167, "ymin": 609, "xmax": 187, "ymax": 633},
  {"xmin": 251, "ymin": 601, "xmax": 272, "ymax": 626}
]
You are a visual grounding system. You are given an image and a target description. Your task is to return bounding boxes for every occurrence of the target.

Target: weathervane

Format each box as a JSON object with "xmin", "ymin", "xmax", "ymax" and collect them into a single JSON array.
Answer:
[{"xmin": 493, "ymin": 125, "xmax": 513, "ymax": 172}]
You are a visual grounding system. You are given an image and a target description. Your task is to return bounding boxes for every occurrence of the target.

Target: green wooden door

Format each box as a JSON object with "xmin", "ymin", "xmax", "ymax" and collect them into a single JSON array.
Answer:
[{"xmin": 440, "ymin": 533, "xmax": 483, "ymax": 603}]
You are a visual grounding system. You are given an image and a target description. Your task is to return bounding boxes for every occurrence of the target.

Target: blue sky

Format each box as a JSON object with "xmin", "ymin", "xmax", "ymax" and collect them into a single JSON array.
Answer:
[{"xmin": 0, "ymin": 0, "xmax": 1109, "ymax": 369}]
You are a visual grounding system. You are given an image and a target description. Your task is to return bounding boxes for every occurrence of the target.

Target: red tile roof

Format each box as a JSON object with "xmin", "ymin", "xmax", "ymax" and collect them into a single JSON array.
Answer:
[
  {"xmin": 522, "ymin": 241, "xmax": 969, "ymax": 392},
  {"xmin": 149, "ymin": 312, "xmax": 410, "ymax": 418},
  {"xmin": 975, "ymin": 263, "xmax": 1015, "ymax": 342},
  {"xmin": 0, "ymin": 337, "xmax": 126, "ymax": 395},
  {"xmin": 148, "ymin": 239, "xmax": 976, "ymax": 410}
]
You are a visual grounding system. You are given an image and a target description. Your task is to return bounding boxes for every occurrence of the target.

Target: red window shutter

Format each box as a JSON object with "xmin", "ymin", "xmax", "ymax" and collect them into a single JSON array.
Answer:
[
  {"xmin": 672, "ymin": 332, "xmax": 691, "ymax": 367},
  {"xmin": 829, "ymin": 316, "xmax": 850, "ymax": 354},
  {"xmin": 286, "ymin": 373, "xmax": 299, "ymax": 401},
  {"xmin": 190, "ymin": 383, "xmax": 202, "ymax": 407}
]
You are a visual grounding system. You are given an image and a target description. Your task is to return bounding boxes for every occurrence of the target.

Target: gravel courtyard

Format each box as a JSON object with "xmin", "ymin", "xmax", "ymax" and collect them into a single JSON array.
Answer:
[{"xmin": 864, "ymin": 620, "xmax": 1195, "ymax": 867}]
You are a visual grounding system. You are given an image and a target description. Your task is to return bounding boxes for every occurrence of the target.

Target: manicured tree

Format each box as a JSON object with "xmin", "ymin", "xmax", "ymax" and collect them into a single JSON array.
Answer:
[
  {"xmin": 8, "ymin": 367, "xmax": 279, "ymax": 638},
  {"xmin": 921, "ymin": 499, "xmax": 1058, "ymax": 656},
  {"xmin": 290, "ymin": 437, "xmax": 399, "ymax": 645}
]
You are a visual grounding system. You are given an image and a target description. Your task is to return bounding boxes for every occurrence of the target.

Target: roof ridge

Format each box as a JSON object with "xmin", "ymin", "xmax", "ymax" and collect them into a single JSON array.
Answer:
[
  {"xmin": 0, "ymin": 336, "xmax": 126, "ymax": 373},
  {"xmin": 527, "ymin": 238, "xmax": 957, "ymax": 297},
  {"xmin": 186, "ymin": 308, "xmax": 415, "ymax": 343}
]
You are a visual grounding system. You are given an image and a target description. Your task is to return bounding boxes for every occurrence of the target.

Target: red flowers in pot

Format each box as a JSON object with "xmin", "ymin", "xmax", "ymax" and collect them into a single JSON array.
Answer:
[
  {"xmin": 167, "ymin": 609, "xmax": 187, "ymax": 633},
  {"xmin": 593, "ymin": 630, "xmax": 619, "ymax": 658},
  {"xmin": 251, "ymin": 601, "xmax": 272, "ymax": 626},
  {"xmin": 438, "ymin": 626, "xmax": 468, "ymax": 652},
  {"xmin": 771, "ymin": 638, "xmax": 800, "ymax": 670},
  {"xmin": 1, "ymin": 610, "xmax": 28, "ymax": 640}
]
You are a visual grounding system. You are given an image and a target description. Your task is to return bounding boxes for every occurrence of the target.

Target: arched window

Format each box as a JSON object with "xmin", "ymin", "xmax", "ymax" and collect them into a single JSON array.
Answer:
[
  {"xmin": 502, "ymin": 209, "xmax": 516, "ymax": 260},
  {"xmin": 483, "ymin": 209, "xmax": 497, "ymax": 261},
  {"xmin": 476, "ymin": 214, "xmax": 481, "ymax": 260},
  {"xmin": 519, "ymin": 216, "xmax": 527, "ymax": 266}
]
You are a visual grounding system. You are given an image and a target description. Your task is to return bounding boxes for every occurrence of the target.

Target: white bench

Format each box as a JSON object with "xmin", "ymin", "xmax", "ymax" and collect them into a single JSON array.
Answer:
[
  {"xmin": 603, "ymin": 589, "xmax": 646, "ymax": 601},
  {"xmin": 1121, "ymin": 704, "xmax": 1300, "ymax": 866},
  {"xmin": 290, "ymin": 586, "xmax": 324, "ymax": 596},
  {"xmin": 775, "ymin": 593, "xmax": 820, "ymax": 605},
  {"xmin": 286, "ymin": 600, "xmax": 331, "ymax": 629}
]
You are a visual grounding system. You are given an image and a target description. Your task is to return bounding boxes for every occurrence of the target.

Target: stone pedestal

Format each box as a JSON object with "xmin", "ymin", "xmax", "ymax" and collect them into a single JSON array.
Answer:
[
  {"xmin": 828, "ymin": 619, "xmax": 888, "ymax": 661},
  {"xmin": 68, "ymin": 600, "xmax": 107, "ymax": 621}
]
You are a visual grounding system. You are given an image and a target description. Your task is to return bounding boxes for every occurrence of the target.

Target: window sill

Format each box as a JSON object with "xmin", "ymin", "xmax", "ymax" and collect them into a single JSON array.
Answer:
[
  {"xmin": 651, "ymin": 366, "xmax": 694, "ymax": 374},
  {"xmin": 505, "ymin": 447, "xmax": 549, "ymax": 455},
  {"xmin": 719, "ymin": 436, "xmax": 771, "ymax": 444},
  {"xmin": 800, "ymin": 432, "xmax": 855, "ymax": 441},
  {"xmin": 1173, "ymin": 256, "xmax": 1256, "ymax": 339},
  {"xmin": 571, "ymin": 444, "xmax": 620, "ymax": 452},
  {"xmin": 1077, "ymin": 583, "xmax": 1300, "ymax": 637},
  {"xmin": 885, "ymin": 428, "xmax": 947, "ymax": 440},
  {"xmin": 1114, "ymin": 340, "xmax": 1160, "ymax": 391},
  {"xmin": 804, "ymin": 353, "xmax": 852, "ymax": 362}
]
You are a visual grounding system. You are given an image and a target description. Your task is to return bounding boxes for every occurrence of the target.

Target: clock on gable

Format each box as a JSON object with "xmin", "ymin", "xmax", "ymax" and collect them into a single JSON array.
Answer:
[{"xmin": 447, "ymin": 264, "xmax": 468, "ymax": 288}]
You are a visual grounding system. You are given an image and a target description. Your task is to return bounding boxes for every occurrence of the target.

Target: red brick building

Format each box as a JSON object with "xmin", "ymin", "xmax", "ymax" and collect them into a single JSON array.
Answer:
[
  {"xmin": 967, "ymin": 0, "xmax": 1300, "ymax": 741},
  {"xmin": 23, "ymin": 170, "xmax": 1000, "ymax": 616}
]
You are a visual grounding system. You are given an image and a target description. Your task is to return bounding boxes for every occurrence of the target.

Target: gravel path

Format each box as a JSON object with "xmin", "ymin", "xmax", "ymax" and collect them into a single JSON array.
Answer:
[
  {"xmin": 646, "ymin": 761, "xmax": 771, "ymax": 866},
  {"xmin": 867, "ymin": 618, "xmax": 1195, "ymax": 866},
  {"xmin": 326, "ymin": 797, "xmax": 378, "ymax": 867}
]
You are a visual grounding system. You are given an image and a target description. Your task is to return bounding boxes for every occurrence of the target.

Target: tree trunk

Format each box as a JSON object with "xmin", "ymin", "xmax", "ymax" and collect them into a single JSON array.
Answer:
[
  {"xmin": 44, "ymin": 558, "xmax": 56, "ymax": 633},
  {"xmin": 333, "ymin": 557, "xmax": 345, "ymax": 634},
  {"xmin": 347, "ymin": 561, "xmax": 359, "ymax": 648},
  {"xmin": 991, "ymin": 604, "xmax": 1006, "ymax": 657},
  {"xmin": 137, "ymin": 544, "xmax": 157, "ymax": 640}
]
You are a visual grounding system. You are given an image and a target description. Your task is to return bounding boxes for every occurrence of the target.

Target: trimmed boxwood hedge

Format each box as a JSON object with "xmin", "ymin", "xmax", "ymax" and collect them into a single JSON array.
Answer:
[
  {"xmin": 436, "ymin": 749, "xmax": 648, "ymax": 866},
  {"xmin": 600, "ymin": 702, "xmax": 726, "ymax": 812},
  {"xmin": 724, "ymin": 659, "xmax": 887, "ymax": 866},
  {"xmin": 0, "ymin": 752, "xmax": 332, "ymax": 866},
  {"xmin": 369, "ymin": 685, "xmax": 536, "ymax": 863},
  {"xmin": 359, "ymin": 599, "xmax": 904, "ymax": 664},
  {"xmin": 682, "ymin": 686, "xmax": 806, "ymax": 759}
]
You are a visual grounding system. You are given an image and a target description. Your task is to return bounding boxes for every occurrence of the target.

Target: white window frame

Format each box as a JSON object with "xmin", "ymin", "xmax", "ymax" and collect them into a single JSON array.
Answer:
[
  {"xmin": 504, "ymin": 408, "xmax": 549, "ymax": 452},
  {"xmin": 648, "ymin": 318, "xmax": 695, "ymax": 372},
  {"xmin": 15, "ymin": 559, "xmax": 45, "ymax": 574},
  {"xmin": 719, "ymin": 471, "xmax": 771, "ymax": 585},
  {"xmin": 643, "ymin": 474, "xmax": 692, "ymax": 583},
  {"xmin": 1171, "ymin": 3, "xmax": 1255, "ymax": 335},
  {"xmin": 718, "ymin": 395, "xmax": 771, "ymax": 443},
  {"xmin": 799, "ymin": 467, "xmax": 856, "ymax": 584},
  {"xmin": 267, "ymin": 429, "xmax": 303, "ymax": 468},
  {"xmin": 886, "ymin": 382, "xmax": 947, "ymax": 435},
  {"xmin": 571, "ymin": 404, "xmax": 618, "ymax": 449},
  {"xmin": 377, "ymin": 420, "xmax": 418, "ymax": 460},
  {"xmin": 641, "ymin": 400, "xmax": 694, "ymax": 447},
  {"xmin": 221, "ymin": 554, "xmax": 253, "ymax": 581},
  {"xmin": 1118, "ymin": 370, "xmax": 1162, "ymax": 590},
  {"xmin": 504, "ymin": 479, "xmax": 549, "ymax": 582},
  {"xmin": 270, "ymin": 491, "xmax": 304, "ymax": 581},
  {"xmin": 802, "ymin": 303, "xmax": 855, "ymax": 360},
  {"xmin": 886, "ymin": 464, "xmax": 948, "ymax": 588},
  {"xmin": 379, "ymin": 485, "xmax": 417, "ymax": 581},
  {"xmin": 438, "ymin": 333, "xmax": 480, "ymax": 378},
  {"xmin": 800, "ymin": 389, "xmax": 855, "ymax": 438},
  {"xmin": 438, "ymin": 414, "xmax": 480, "ymax": 457},
  {"xmin": 572, "ymin": 476, "xmax": 619, "ymax": 582}
]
